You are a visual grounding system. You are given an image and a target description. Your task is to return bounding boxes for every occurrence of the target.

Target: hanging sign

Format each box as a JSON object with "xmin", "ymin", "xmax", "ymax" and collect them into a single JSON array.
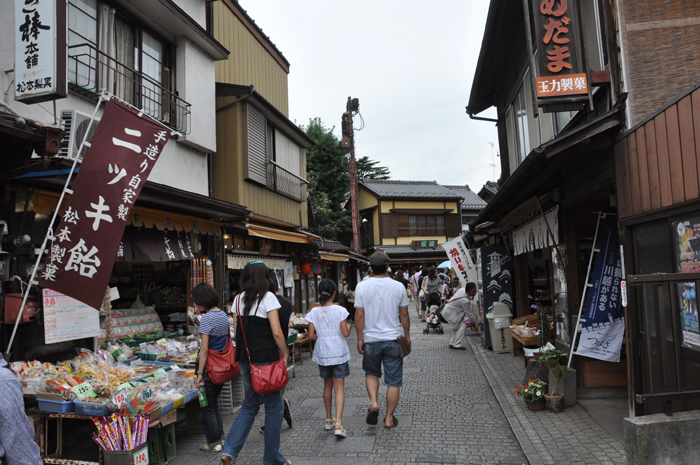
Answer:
[
  {"xmin": 511, "ymin": 206, "xmax": 559, "ymax": 256},
  {"xmin": 440, "ymin": 236, "xmax": 477, "ymax": 287},
  {"xmin": 14, "ymin": 0, "xmax": 67, "ymax": 102},
  {"xmin": 43, "ymin": 288, "xmax": 102, "ymax": 344},
  {"xmin": 38, "ymin": 100, "xmax": 172, "ymax": 309},
  {"xmin": 577, "ymin": 216, "xmax": 625, "ymax": 362},
  {"xmin": 530, "ymin": 0, "xmax": 589, "ymax": 108}
]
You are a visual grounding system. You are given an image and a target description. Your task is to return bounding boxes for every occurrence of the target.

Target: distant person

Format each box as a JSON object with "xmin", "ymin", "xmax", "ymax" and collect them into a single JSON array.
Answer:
[
  {"xmin": 421, "ymin": 267, "xmax": 441, "ymax": 322},
  {"xmin": 306, "ymin": 280, "xmax": 352, "ymax": 438},
  {"xmin": 354, "ymin": 251, "xmax": 410, "ymax": 429},
  {"xmin": 0, "ymin": 354, "xmax": 42, "ymax": 465},
  {"xmin": 395, "ymin": 267, "xmax": 409, "ymax": 290}
]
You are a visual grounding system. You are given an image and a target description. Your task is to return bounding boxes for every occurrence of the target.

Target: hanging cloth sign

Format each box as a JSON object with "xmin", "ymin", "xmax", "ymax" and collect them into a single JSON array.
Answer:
[
  {"xmin": 511, "ymin": 206, "xmax": 559, "ymax": 256},
  {"xmin": 577, "ymin": 216, "xmax": 625, "ymax": 362},
  {"xmin": 440, "ymin": 236, "xmax": 477, "ymax": 287},
  {"xmin": 38, "ymin": 99, "xmax": 172, "ymax": 309}
]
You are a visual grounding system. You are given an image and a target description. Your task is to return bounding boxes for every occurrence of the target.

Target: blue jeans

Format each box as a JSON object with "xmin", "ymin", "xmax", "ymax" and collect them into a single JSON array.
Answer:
[
  {"xmin": 201, "ymin": 371, "xmax": 224, "ymax": 446},
  {"xmin": 362, "ymin": 340, "xmax": 403, "ymax": 387},
  {"xmin": 222, "ymin": 362, "xmax": 286, "ymax": 465}
]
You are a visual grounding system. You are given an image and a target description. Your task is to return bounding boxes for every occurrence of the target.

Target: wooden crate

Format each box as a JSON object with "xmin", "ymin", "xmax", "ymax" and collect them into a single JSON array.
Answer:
[
  {"xmin": 510, "ymin": 330, "xmax": 540, "ymax": 347},
  {"xmin": 513, "ymin": 314, "xmax": 541, "ymax": 328}
]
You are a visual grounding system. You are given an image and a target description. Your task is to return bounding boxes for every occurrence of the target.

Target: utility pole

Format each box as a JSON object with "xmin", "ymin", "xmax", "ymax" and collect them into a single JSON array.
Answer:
[{"xmin": 342, "ymin": 97, "xmax": 360, "ymax": 253}]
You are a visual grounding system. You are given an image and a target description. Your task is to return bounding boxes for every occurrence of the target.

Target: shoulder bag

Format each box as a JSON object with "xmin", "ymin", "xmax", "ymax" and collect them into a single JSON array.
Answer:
[
  {"xmin": 204, "ymin": 336, "xmax": 240, "ymax": 385},
  {"xmin": 397, "ymin": 335, "xmax": 411, "ymax": 358},
  {"xmin": 235, "ymin": 295, "xmax": 289, "ymax": 394}
]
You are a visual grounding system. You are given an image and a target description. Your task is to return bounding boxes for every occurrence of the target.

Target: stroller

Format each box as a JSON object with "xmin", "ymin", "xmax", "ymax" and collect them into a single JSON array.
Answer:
[{"xmin": 423, "ymin": 291, "xmax": 444, "ymax": 334}]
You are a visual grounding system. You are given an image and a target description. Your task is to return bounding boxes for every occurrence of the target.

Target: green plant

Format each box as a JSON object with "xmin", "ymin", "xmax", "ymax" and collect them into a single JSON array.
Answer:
[
  {"xmin": 538, "ymin": 349, "xmax": 571, "ymax": 396},
  {"xmin": 515, "ymin": 378, "xmax": 547, "ymax": 402},
  {"xmin": 536, "ymin": 304, "xmax": 551, "ymax": 349}
]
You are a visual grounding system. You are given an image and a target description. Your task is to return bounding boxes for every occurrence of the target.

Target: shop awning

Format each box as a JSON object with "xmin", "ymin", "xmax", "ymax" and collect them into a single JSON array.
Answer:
[
  {"xmin": 227, "ymin": 255, "xmax": 286, "ymax": 270},
  {"xmin": 236, "ymin": 222, "xmax": 309, "ymax": 244},
  {"xmin": 30, "ymin": 189, "xmax": 222, "ymax": 235},
  {"xmin": 320, "ymin": 252, "xmax": 349, "ymax": 262}
]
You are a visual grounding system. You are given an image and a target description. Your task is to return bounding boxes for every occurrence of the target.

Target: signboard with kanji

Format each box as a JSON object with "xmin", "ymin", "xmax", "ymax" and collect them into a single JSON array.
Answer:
[
  {"xmin": 530, "ymin": 0, "xmax": 589, "ymax": 107},
  {"xmin": 38, "ymin": 99, "xmax": 172, "ymax": 309},
  {"xmin": 14, "ymin": 0, "xmax": 67, "ymax": 103},
  {"xmin": 440, "ymin": 236, "xmax": 477, "ymax": 288}
]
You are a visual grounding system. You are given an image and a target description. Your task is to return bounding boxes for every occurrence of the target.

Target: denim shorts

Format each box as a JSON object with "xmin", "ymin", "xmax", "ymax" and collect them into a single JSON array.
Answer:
[
  {"xmin": 319, "ymin": 361, "xmax": 350, "ymax": 379},
  {"xmin": 362, "ymin": 340, "xmax": 403, "ymax": 387}
]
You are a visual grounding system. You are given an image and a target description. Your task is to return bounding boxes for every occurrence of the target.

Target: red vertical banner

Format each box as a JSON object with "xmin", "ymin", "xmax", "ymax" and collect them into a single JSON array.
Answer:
[{"xmin": 38, "ymin": 100, "xmax": 172, "ymax": 309}]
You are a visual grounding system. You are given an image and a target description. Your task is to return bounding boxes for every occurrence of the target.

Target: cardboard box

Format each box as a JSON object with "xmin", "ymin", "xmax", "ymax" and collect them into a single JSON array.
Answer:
[{"xmin": 160, "ymin": 409, "xmax": 177, "ymax": 426}]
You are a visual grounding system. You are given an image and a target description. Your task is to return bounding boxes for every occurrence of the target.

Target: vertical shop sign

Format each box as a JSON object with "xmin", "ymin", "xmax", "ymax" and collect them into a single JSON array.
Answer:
[
  {"xmin": 578, "ymin": 216, "xmax": 625, "ymax": 362},
  {"xmin": 530, "ymin": 0, "xmax": 588, "ymax": 103},
  {"xmin": 14, "ymin": 0, "xmax": 67, "ymax": 102},
  {"xmin": 38, "ymin": 100, "xmax": 172, "ymax": 309},
  {"xmin": 673, "ymin": 219, "xmax": 700, "ymax": 350},
  {"xmin": 441, "ymin": 236, "xmax": 477, "ymax": 287}
]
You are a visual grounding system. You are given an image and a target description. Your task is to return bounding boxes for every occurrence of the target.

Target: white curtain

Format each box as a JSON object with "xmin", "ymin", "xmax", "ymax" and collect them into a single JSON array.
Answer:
[
  {"xmin": 98, "ymin": 5, "xmax": 115, "ymax": 92},
  {"xmin": 511, "ymin": 206, "xmax": 559, "ymax": 256}
]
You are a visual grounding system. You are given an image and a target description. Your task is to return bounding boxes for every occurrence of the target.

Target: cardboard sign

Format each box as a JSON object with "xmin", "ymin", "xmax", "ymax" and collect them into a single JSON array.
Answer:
[
  {"xmin": 112, "ymin": 391, "xmax": 127, "ymax": 408},
  {"xmin": 72, "ymin": 381, "xmax": 97, "ymax": 400}
]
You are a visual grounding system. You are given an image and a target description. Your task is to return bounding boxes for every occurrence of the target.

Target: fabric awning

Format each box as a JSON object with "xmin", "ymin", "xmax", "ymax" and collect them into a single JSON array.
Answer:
[
  {"xmin": 30, "ymin": 189, "xmax": 221, "ymax": 235},
  {"xmin": 320, "ymin": 252, "xmax": 349, "ymax": 262},
  {"xmin": 236, "ymin": 222, "xmax": 309, "ymax": 244},
  {"xmin": 227, "ymin": 255, "xmax": 286, "ymax": 270}
]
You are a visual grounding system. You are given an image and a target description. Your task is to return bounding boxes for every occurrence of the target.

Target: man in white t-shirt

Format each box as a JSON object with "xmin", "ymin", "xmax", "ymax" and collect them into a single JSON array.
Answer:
[{"xmin": 354, "ymin": 251, "xmax": 410, "ymax": 429}]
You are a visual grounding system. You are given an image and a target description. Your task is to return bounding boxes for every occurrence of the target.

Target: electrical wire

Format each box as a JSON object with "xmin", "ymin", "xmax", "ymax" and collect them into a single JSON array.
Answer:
[{"xmin": 354, "ymin": 111, "xmax": 365, "ymax": 131}]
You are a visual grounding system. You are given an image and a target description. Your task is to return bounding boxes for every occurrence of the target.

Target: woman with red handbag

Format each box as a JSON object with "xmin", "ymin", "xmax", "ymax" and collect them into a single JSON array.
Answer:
[
  {"xmin": 221, "ymin": 262, "xmax": 291, "ymax": 465},
  {"xmin": 194, "ymin": 283, "xmax": 232, "ymax": 452}
]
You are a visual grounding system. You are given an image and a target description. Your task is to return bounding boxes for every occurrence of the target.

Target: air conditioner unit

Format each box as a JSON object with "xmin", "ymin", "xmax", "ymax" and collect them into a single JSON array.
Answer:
[{"xmin": 56, "ymin": 109, "xmax": 101, "ymax": 161}]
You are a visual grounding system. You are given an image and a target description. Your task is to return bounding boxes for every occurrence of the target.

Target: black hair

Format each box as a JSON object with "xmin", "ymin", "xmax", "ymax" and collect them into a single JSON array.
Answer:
[
  {"xmin": 318, "ymin": 279, "xmax": 337, "ymax": 304},
  {"xmin": 414, "ymin": 265, "xmax": 420, "ymax": 272},
  {"xmin": 428, "ymin": 266, "xmax": 437, "ymax": 279},
  {"xmin": 265, "ymin": 267, "xmax": 279, "ymax": 294},
  {"xmin": 238, "ymin": 263, "xmax": 270, "ymax": 321},
  {"xmin": 371, "ymin": 264, "xmax": 387, "ymax": 275},
  {"xmin": 466, "ymin": 282, "xmax": 477, "ymax": 293},
  {"xmin": 191, "ymin": 283, "xmax": 219, "ymax": 310}
]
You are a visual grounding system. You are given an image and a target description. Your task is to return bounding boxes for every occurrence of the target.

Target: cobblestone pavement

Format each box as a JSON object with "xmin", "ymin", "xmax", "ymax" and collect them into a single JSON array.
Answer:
[
  {"xmin": 468, "ymin": 339, "xmax": 627, "ymax": 465},
  {"xmin": 169, "ymin": 305, "xmax": 527, "ymax": 465}
]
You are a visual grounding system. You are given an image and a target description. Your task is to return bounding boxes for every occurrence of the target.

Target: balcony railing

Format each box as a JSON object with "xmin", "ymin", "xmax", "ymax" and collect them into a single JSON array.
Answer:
[
  {"xmin": 267, "ymin": 160, "xmax": 306, "ymax": 201},
  {"xmin": 67, "ymin": 43, "xmax": 191, "ymax": 133}
]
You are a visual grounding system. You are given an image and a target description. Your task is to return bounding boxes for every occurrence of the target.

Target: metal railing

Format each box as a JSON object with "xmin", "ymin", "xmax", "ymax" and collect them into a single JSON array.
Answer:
[
  {"xmin": 267, "ymin": 160, "xmax": 307, "ymax": 201},
  {"xmin": 67, "ymin": 43, "xmax": 190, "ymax": 133}
]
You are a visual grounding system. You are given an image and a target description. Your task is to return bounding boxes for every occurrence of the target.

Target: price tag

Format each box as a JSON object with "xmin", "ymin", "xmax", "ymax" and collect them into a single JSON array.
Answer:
[
  {"xmin": 133, "ymin": 446, "xmax": 149, "ymax": 465},
  {"xmin": 112, "ymin": 392, "xmax": 127, "ymax": 407},
  {"xmin": 152, "ymin": 368, "xmax": 167, "ymax": 379},
  {"xmin": 117, "ymin": 382, "xmax": 133, "ymax": 391},
  {"xmin": 156, "ymin": 339, "xmax": 168, "ymax": 344},
  {"xmin": 72, "ymin": 381, "xmax": 97, "ymax": 400}
]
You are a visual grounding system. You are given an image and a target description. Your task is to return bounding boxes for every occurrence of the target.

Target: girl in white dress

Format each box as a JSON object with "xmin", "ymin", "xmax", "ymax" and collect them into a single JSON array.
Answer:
[{"xmin": 306, "ymin": 280, "xmax": 352, "ymax": 438}]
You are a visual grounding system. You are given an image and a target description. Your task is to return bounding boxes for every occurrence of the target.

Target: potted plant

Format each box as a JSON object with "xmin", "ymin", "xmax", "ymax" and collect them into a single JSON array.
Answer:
[
  {"xmin": 538, "ymin": 349, "xmax": 570, "ymax": 413},
  {"xmin": 515, "ymin": 378, "xmax": 547, "ymax": 411}
]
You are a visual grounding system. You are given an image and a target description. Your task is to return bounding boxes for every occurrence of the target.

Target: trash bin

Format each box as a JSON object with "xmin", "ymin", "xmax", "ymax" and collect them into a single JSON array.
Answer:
[{"xmin": 486, "ymin": 302, "xmax": 513, "ymax": 354}]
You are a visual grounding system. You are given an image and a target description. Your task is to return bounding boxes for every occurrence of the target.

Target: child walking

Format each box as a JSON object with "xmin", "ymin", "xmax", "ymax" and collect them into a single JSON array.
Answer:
[{"xmin": 305, "ymin": 279, "xmax": 352, "ymax": 438}]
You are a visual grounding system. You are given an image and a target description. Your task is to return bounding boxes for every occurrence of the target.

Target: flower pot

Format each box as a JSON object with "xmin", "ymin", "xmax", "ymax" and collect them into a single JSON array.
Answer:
[
  {"xmin": 545, "ymin": 393, "xmax": 565, "ymax": 413},
  {"xmin": 524, "ymin": 399, "xmax": 545, "ymax": 411}
]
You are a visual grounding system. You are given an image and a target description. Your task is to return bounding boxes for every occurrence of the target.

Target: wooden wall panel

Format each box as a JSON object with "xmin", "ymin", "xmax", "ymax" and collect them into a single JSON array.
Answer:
[
  {"xmin": 614, "ymin": 143, "xmax": 627, "ymax": 218},
  {"xmin": 694, "ymin": 89, "xmax": 700, "ymax": 180},
  {"xmin": 654, "ymin": 112, "xmax": 674, "ymax": 208},
  {"xmin": 616, "ymin": 139, "xmax": 631, "ymax": 219},
  {"xmin": 664, "ymin": 106, "xmax": 685, "ymax": 204},
  {"xmin": 627, "ymin": 130, "xmax": 642, "ymax": 215},
  {"xmin": 678, "ymin": 95, "xmax": 699, "ymax": 200},
  {"xmin": 644, "ymin": 120, "xmax": 662, "ymax": 211},
  {"xmin": 635, "ymin": 126, "xmax": 651, "ymax": 212}
]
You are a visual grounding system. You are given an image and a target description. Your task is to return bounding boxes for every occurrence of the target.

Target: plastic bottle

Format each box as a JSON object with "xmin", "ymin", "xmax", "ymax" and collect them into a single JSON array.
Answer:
[
  {"xmin": 106, "ymin": 342, "xmax": 128, "ymax": 363},
  {"xmin": 198, "ymin": 386, "xmax": 208, "ymax": 407}
]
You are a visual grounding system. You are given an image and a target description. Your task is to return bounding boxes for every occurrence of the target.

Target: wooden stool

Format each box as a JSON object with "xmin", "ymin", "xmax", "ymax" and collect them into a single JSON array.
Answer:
[{"xmin": 293, "ymin": 335, "xmax": 313, "ymax": 363}]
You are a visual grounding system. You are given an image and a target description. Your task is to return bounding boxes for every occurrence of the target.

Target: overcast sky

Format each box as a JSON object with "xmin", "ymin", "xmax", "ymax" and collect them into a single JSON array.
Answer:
[{"xmin": 238, "ymin": 0, "xmax": 500, "ymax": 192}]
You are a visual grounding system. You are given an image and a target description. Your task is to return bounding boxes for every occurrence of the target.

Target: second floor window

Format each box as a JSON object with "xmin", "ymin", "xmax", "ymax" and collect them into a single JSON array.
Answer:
[
  {"xmin": 513, "ymin": 83, "xmax": 530, "ymax": 163},
  {"xmin": 398, "ymin": 214, "xmax": 445, "ymax": 236}
]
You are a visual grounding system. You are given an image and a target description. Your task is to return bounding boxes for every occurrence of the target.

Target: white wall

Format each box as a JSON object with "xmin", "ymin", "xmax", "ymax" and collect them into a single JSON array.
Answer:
[
  {"xmin": 175, "ymin": 37, "xmax": 216, "ymax": 154},
  {"xmin": 174, "ymin": 0, "xmax": 207, "ymax": 29}
]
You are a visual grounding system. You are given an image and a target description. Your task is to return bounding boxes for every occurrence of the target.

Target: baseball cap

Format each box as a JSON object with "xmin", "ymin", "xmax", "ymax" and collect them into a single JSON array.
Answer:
[{"xmin": 369, "ymin": 251, "xmax": 390, "ymax": 266}]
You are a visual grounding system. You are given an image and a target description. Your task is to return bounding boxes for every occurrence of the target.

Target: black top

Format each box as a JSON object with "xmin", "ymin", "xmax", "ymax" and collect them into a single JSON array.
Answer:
[
  {"xmin": 396, "ymin": 275, "xmax": 409, "ymax": 289},
  {"xmin": 275, "ymin": 295, "xmax": 293, "ymax": 340},
  {"xmin": 234, "ymin": 295, "xmax": 282, "ymax": 364}
]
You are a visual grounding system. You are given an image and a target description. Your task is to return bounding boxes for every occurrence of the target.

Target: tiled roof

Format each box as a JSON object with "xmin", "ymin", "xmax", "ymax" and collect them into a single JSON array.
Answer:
[
  {"xmin": 376, "ymin": 245, "xmax": 447, "ymax": 257},
  {"xmin": 480, "ymin": 181, "xmax": 499, "ymax": 195},
  {"xmin": 443, "ymin": 185, "xmax": 488, "ymax": 210},
  {"xmin": 310, "ymin": 238, "xmax": 350, "ymax": 251},
  {"xmin": 360, "ymin": 180, "xmax": 463, "ymax": 200}
]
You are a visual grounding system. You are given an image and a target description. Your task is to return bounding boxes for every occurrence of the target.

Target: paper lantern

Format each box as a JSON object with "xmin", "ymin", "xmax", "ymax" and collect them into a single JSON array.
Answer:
[
  {"xmin": 321, "ymin": 264, "xmax": 327, "ymax": 273},
  {"xmin": 313, "ymin": 264, "xmax": 321, "ymax": 274},
  {"xmin": 301, "ymin": 263, "xmax": 312, "ymax": 275}
]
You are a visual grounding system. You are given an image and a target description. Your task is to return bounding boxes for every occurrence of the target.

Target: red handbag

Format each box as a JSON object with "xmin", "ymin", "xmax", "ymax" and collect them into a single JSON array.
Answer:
[
  {"xmin": 235, "ymin": 295, "xmax": 289, "ymax": 394},
  {"xmin": 205, "ymin": 336, "xmax": 240, "ymax": 385}
]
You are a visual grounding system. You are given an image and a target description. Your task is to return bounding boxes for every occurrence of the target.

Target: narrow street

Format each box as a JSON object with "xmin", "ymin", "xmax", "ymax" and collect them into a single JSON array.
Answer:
[{"xmin": 169, "ymin": 306, "xmax": 526, "ymax": 465}]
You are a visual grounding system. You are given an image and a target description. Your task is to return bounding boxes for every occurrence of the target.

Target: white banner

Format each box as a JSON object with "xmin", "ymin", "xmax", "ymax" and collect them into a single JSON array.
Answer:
[
  {"xmin": 227, "ymin": 255, "xmax": 285, "ymax": 270},
  {"xmin": 512, "ymin": 206, "xmax": 559, "ymax": 255},
  {"xmin": 440, "ymin": 236, "xmax": 477, "ymax": 287}
]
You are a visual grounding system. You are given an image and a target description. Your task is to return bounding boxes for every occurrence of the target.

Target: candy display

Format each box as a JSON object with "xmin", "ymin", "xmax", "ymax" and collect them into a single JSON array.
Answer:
[
  {"xmin": 92, "ymin": 414, "xmax": 148, "ymax": 451},
  {"xmin": 108, "ymin": 306, "xmax": 164, "ymax": 338}
]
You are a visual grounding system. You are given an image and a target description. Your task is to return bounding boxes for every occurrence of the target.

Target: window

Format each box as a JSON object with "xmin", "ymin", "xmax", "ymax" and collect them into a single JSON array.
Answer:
[
  {"xmin": 512, "ymin": 83, "xmax": 530, "ymax": 163},
  {"xmin": 246, "ymin": 104, "xmax": 304, "ymax": 201},
  {"xmin": 66, "ymin": 1, "xmax": 177, "ymax": 126},
  {"xmin": 398, "ymin": 214, "xmax": 445, "ymax": 236}
]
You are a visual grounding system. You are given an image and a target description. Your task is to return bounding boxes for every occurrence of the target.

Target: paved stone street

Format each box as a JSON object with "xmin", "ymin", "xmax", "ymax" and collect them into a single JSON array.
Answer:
[
  {"xmin": 170, "ymin": 306, "xmax": 526, "ymax": 465},
  {"xmin": 167, "ymin": 304, "xmax": 627, "ymax": 465}
]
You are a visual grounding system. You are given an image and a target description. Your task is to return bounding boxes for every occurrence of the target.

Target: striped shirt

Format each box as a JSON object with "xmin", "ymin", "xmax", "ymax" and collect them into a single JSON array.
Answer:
[{"xmin": 199, "ymin": 310, "xmax": 230, "ymax": 352}]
